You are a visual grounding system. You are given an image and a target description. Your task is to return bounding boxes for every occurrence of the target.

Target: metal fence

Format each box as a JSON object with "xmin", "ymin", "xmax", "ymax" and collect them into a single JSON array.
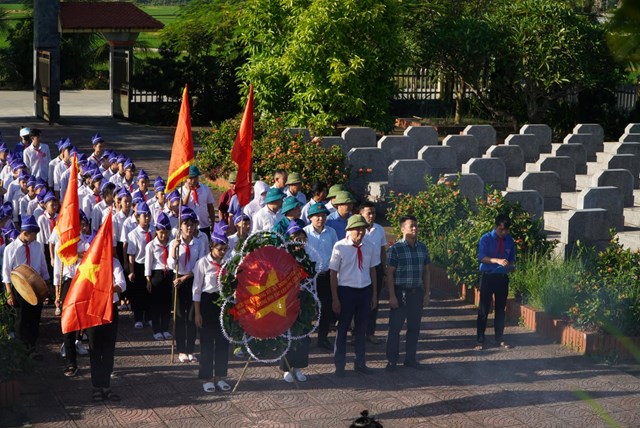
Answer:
[
  {"xmin": 394, "ymin": 68, "xmax": 639, "ymax": 113},
  {"xmin": 130, "ymin": 89, "xmax": 180, "ymax": 104}
]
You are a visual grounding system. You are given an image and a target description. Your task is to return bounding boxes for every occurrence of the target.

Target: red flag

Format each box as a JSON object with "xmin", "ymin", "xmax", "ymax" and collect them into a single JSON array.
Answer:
[
  {"xmin": 231, "ymin": 85, "xmax": 254, "ymax": 206},
  {"xmin": 166, "ymin": 85, "xmax": 194, "ymax": 194},
  {"xmin": 56, "ymin": 153, "xmax": 80, "ymax": 266},
  {"xmin": 61, "ymin": 211, "xmax": 114, "ymax": 334}
]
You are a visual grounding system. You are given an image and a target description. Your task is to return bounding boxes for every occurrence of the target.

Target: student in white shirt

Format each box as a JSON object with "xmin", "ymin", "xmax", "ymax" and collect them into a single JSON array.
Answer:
[
  {"xmin": 193, "ymin": 223, "xmax": 231, "ymax": 393},
  {"xmin": 144, "ymin": 212, "xmax": 173, "ymax": 341},
  {"xmin": 82, "ymin": 171, "xmax": 103, "ymax": 225},
  {"xmin": 227, "ymin": 211, "xmax": 251, "ymax": 260},
  {"xmin": 91, "ymin": 182, "xmax": 116, "ymax": 234},
  {"xmin": 18, "ymin": 175, "xmax": 37, "ymax": 220},
  {"xmin": 329, "ymin": 215, "xmax": 378, "ymax": 377},
  {"xmin": 180, "ymin": 165, "xmax": 216, "ymax": 236},
  {"xmin": 36, "ymin": 191, "xmax": 59, "ymax": 281},
  {"xmin": 126, "ymin": 201, "xmax": 155, "ymax": 329},
  {"xmin": 251, "ymin": 187, "xmax": 284, "ymax": 232},
  {"xmin": 3, "ymin": 215, "xmax": 51, "ymax": 360},
  {"xmin": 132, "ymin": 169, "xmax": 153, "ymax": 203},
  {"xmin": 168, "ymin": 207, "xmax": 203, "ymax": 363},
  {"xmin": 7, "ymin": 169, "xmax": 29, "ymax": 223},
  {"xmin": 22, "ymin": 129, "xmax": 51, "ymax": 182}
]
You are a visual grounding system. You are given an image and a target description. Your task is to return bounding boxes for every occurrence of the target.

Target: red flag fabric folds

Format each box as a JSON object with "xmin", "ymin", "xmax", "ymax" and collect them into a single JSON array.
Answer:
[
  {"xmin": 61, "ymin": 211, "xmax": 114, "ymax": 334},
  {"xmin": 231, "ymin": 85, "xmax": 254, "ymax": 207},
  {"xmin": 166, "ymin": 85, "xmax": 195, "ymax": 194},
  {"xmin": 56, "ymin": 154, "xmax": 80, "ymax": 266}
]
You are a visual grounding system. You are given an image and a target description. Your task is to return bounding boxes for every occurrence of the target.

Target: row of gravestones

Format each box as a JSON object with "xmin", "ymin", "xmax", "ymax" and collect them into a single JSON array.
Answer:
[{"xmin": 287, "ymin": 123, "xmax": 640, "ymax": 255}]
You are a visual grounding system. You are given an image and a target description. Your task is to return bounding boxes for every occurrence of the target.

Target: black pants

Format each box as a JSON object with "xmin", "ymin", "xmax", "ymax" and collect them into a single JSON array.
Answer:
[
  {"xmin": 61, "ymin": 278, "xmax": 78, "ymax": 367},
  {"xmin": 14, "ymin": 290, "xmax": 43, "ymax": 352},
  {"xmin": 86, "ymin": 304, "xmax": 118, "ymax": 389},
  {"xmin": 130, "ymin": 262, "xmax": 150, "ymax": 323},
  {"xmin": 116, "ymin": 242, "xmax": 127, "ymax": 302},
  {"xmin": 387, "ymin": 287, "xmax": 424, "ymax": 364},
  {"xmin": 175, "ymin": 277, "xmax": 196, "ymax": 354},
  {"xmin": 477, "ymin": 273, "xmax": 509, "ymax": 343},
  {"xmin": 280, "ymin": 337, "xmax": 310, "ymax": 371},
  {"xmin": 198, "ymin": 292, "xmax": 229, "ymax": 379},
  {"xmin": 334, "ymin": 285, "xmax": 372, "ymax": 370},
  {"xmin": 366, "ymin": 264, "xmax": 384, "ymax": 336},
  {"xmin": 316, "ymin": 272, "xmax": 333, "ymax": 342},
  {"xmin": 150, "ymin": 270, "xmax": 172, "ymax": 334},
  {"xmin": 44, "ymin": 249, "xmax": 54, "ymax": 299}
]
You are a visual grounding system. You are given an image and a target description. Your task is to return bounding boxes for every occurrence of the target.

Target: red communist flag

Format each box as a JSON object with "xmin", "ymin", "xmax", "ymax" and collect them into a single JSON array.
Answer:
[
  {"xmin": 231, "ymin": 85, "xmax": 254, "ymax": 207},
  {"xmin": 61, "ymin": 211, "xmax": 114, "ymax": 334},
  {"xmin": 56, "ymin": 153, "xmax": 80, "ymax": 266},
  {"xmin": 231, "ymin": 246, "xmax": 307, "ymax": 339},
  {"xmin": 166, "ymin": 85, "xmax": 195, "ymax": 194}
]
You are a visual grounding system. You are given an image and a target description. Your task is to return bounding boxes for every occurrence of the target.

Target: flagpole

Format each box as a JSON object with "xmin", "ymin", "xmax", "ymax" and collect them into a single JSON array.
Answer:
[{"xmin": 170, "ymin": 193, "xmax": 183, "ymax": 364}]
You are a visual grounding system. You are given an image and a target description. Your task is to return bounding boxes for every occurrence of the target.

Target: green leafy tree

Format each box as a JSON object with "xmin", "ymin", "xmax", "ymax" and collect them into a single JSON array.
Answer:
[
  {"xmin": 607, "ymin": 0, "xmax": 640, "ymax": 66},
  {"xmin": 238, "ymin": 0, "xmax": 407, "ymax": 134}
]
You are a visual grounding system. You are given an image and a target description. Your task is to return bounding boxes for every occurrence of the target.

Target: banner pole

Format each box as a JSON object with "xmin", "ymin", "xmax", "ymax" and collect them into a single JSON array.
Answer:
[
  {"xmin": 170, "ymin": 191, "xmax": 183, "ymax": 364},
  {"xmin": 232, "ymin": 356, "xmax": 252, "ymax": 394}
]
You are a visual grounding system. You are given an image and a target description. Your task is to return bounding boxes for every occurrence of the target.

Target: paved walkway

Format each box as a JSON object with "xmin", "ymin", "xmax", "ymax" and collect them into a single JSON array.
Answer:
[{"xmin": 5, "ymin": 288, "xmax": 640, "ymax": 428}]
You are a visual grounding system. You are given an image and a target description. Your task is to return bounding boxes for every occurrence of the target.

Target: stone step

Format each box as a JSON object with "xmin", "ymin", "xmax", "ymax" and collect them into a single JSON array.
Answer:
[
  {"xmin": 575, "ymin": 174, "xmax": 594, "ymax": 189},
  {"xmin": 617, "ymin": 229, "xmax": 640, "ymax": 251},
  {"xmin": 623, "ymin": 206, "xmax": 640, "ymax": 227},
  {"xmin": 560, "ymin": 191, "xmax": 581, "ymax": 210}
]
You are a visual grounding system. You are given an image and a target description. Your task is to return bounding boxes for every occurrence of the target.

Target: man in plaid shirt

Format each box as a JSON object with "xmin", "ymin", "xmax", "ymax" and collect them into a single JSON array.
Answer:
[{"xmin": 385, "ymin": 215, "xmax": 430, "ymax": 371}]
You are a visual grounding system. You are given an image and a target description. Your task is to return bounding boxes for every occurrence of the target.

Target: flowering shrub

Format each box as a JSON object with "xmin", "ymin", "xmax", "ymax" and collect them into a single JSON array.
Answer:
[
  {"xmin": 571, "ymin": 235, "xmax": 640, "ymax": 336},
  {"xmin": 387, "ymin": 177, "xmax": 554, "ymax": 288},
  {"xmin": 196, "ymin": 116, "xmax": 349, "ymax": 193}
]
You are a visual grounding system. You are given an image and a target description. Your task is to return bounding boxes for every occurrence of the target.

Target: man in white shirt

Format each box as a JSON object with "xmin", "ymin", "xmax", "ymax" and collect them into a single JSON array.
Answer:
[
  {"xmin": 303, "ymin": 203, "xmax": 338, "ymax": 350},
  {"xmin": 22, "ymin": 129, "xmax": 51, "ymax": 182},
  {"xmin": 329, "ymin": 215, "xmax": 378, "ymax": 377},
  {"xmin": 251, "ymin": 187, "xmax": 284, "ymax": 232},
  {"xmin": 284, "ymin": 172, "xmax": 307, "ymax": 205},
  {"xmin": 3, "ymin": 215, "xmax": 51, "ymax": 360},
  {"xmin": 360, "ymin": 201, "xmax": 387, "ymax": 344},
  {"xmin": 300, "ymin": 181, "xmax": 328, "ymax": 224},
  {"xmin": 181, "ymin": 165, "xmax": 216, "ymax": 236}
]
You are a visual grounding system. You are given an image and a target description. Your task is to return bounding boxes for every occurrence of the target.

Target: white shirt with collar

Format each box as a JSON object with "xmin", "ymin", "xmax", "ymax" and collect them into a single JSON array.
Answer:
[
  {"xmin": 251, "ymin": 205, "xmax": 282, "ymax": 233},
  {"xmin": 6, "ymin": 181, "xmax": 24, "ymax": 222},
  {"xmin": 180, "ymin": 184, "xmax": 215, "ymax": 228},
  {"xmin": 51, "ymin": 231, "xmax": 93, "ymax": 286},
  {"xmin": 2, "ymin": 238, "xmax": 50, "ymax": 284},
  {"xmin": 126, "ymin": 225, "xmax": 156, "ymax": 264},
  {"xmin": 285, "ymin": 189, "xmax": 307, "ymax": 206},
  {"xmin": 23, "ymin": 143, "xmax": 51, "ymax": 181},
  {"xmin": 303, "ymin": 224, "xmax": 338, "ymax": 273},
  {"xmin": 329, "ymin": 236, "xmax": 378, "ymax": 289},
  {"xmin": 192, "ymin": 254, "xmax": 223, "ymax": 302},
  {"xmin": 119, "ymin": 215, "xmax": 137, "ymax": 243},
  {"xmin": 113, "ymin": 210, "xmax": 132, "ymax": 244},
  {"xmin": 54, "ymin": 160, "xmax": 70, "ymax": 192},
  {"xmin": 144, "ymin": 237, "xmax": 171, "ymax": 276},
  {"xmin": 168, "ymin": 236, "xmax": 204, "ymax": 276},
  {"xmin": 48, "ymin": 156, "xmax": 61, "ymax": 188},
  {"xmin": 19, "ymin": 194, "xmax": 36, "ymax": 218},
  {"xmin": 37, "ymin": 212, "xmax": 57, "ymax": 247},
  {"xmin": 92, "ymin": 201, "xmax": 115, "ymax": 234},
  {"xmin": 82, "ymin": 193, "xmax": 101, "ymax": 225},
  {"xmin": 364, "ymin": 223, "xmax": 387, "ymax": 267},
  {"xmin": 112, "ymin": 257, "xmax": 127, "ymax": 303}
]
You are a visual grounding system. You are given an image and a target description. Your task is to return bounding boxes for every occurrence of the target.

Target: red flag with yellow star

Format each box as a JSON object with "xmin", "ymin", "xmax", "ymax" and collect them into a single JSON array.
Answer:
[{"xmin": 61, "ymin": 211, "xmax": 114, "ymax": 334}]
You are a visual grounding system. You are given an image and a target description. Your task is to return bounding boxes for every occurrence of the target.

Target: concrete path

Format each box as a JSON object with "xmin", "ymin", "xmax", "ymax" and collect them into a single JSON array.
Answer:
[
  {"xmin": 0, "ymin": 91, "xmax": 175, "ymax": 179},
  {"xmin": 5, "ymin": 290, "xmax": 640, "ymax": 427}
]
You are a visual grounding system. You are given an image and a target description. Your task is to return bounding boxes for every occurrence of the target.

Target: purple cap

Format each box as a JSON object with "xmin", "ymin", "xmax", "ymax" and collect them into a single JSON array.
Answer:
[
  {"xmin": 286, "ymin": 219, "xmax": 303, "ymax": 237},
  {"xmin": 137, "ymin": 169, "xmax": 149, "ymax": 181},
  {"xmin": 180, "ymin": 206, "xmax": 198, "ymax": 223},
  {"xmin": 91, "ymin": 133, "xmax": 104, "ymax": 145},
  {"xmin": 43, "ymin": 191, "xmax": 57, "ymax": 204},
  {"xmin": 20, "ymin": 215, "xmax": 40, "ymax": 233},
  {"xmin": 18, "ymin": 170, "xmax": 29, "ymax": 182},
  {"xmin": 167, "ymin": 189, "xmax": 180, "ymax": 203},
  {"xmin": 155, "ymin": 212, "xmax": 171, "ymax": 230},
  {"xmin": 34, "ymin": 178, "xmax": 47, "ymax": 191},
  {"xmin": 135, "ymin": 201, "xmax": 151, "ymax": 215},
  {"xmin": 91, "ymin": 171, "xmax": 104, "ymax": 183},
  {"xmin": 26, "ymin": 175, "xmax": 36, "ymax": 188}
]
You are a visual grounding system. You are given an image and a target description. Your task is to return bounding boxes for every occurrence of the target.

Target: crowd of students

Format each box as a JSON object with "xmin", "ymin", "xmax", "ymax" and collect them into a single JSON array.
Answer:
[{"xmin": 1, "ymin": 127, "xmax": 439, "ymax": 403}]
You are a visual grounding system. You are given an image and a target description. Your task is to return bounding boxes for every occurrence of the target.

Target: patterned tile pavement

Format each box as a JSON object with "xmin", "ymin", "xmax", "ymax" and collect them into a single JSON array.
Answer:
[{"xmin": 5, "ymin": 289, "xmax": 640, "ymax": 428}]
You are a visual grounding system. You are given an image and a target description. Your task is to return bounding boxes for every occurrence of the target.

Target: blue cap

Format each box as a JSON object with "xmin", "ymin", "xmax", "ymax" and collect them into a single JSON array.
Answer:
[
  {"xmin": 116, "ymin": 153, "xmax": 126, "ymax": 164},
  {"xmin": 308, "ymin": 202, "xmax": 330, "ymax": 217},
  {"xmin": 264, "ymin": 188, "xmax": 285, "ymax": 204},
  {"xmin": 154, "ymin": 176, "xmax": 165, "ymax": 191},
  {"xmin": 286, "ymin": 219, "xmax": 304, "ymax": 237},
  {"xmin": 18, "ymin": 170, "xmax": 29, "ymax": 182},
  {"xmin": 108, "ymin": 152, "xmax": 118, "ymax": 163},
  {"xmin": 91, "ymin": 171, "xmax": 104, "ymax": 183},
  {"xmin": 137, "ymin": 169, "xmax": 149, "ymax": 181},
  {"xmin": 117, "ymin": 187, "xmax": 131, "ymax": 199},
  {"xmin": 43, "ymin": 191, "xmax": 57, "ymax": 204},
  {"xmin": 34, "ymin": 178, "xmax": 47, "ymax": 191},
  {"xmin": 180, "ymin": 206, "xmax": 198, "ymax": 223},
  {"xmin": 135, "ymin": 201, "xmax": 151, "ymax": 215},
  {"xmin": 211, "ymin": 222, "xmax": 228, "ymax": 245},
  {"xmin": 132, "ymin": 195, "xmax": 144, "ymax": 206},
  {"xmin": 13, "ymin": 162, "xmax": 26, "ymax": 172},
  {"xmin": 0, "ymin": 143, "xmax": 8, "ymax": 153},
  {"xmin": 79, "ymin": 209, "xmax": 89, "ymax": 224},
  {"xmin": 1, "ymin": 202, "xmax": 13, "ymax": 218},
  {"xmin": 21, "ymin": 215, "xmax": 40, "ymax": 233},
  {"xmin": 281, "ymin": 196, "xmax": 301, "ymax": 215},
  {"xmin": 100, "ymin": 180, "xmax": 113, "ymax": 194},
  {"xmin": 155, "ymin": 212, "xmax": 171, "ymax": 231},
  {"xmin": 91, "ymin": 133, "xmax": 104, "ymax": 145},
  {"xmin": 233, "ymin": 210, "xmax": 250, "ymax": 224},
  {"xmin": 26, "ymin": 175, "xmax": 36, "ymax": 188},
  {"xmin": 167, "ymin": 189, "xmax": 180, "ymax": 203},
  {"xmin": 188, "ymin": 164, "xmax": 201, "ymax": 178},
  {"xmin": 36, "ymin": 188, "xmax": 47, "ymax": 203},
  {"xmin": 124, "ymin": 159, "xmax": 135, "ymax": 171},
  {"xmin": 2, "ymin": 224, "xmax": 18, "ymax": 242}
]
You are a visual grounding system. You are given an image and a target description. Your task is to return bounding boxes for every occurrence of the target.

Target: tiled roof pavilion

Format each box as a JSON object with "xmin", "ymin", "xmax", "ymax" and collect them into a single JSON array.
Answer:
[{"xmin": 58, "ymin": 1, "xmax": 163, "ymax": 33}]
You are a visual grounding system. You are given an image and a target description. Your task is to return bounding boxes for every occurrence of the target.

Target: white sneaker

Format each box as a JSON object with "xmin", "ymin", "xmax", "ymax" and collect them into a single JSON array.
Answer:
[
  {"xmin": 146, "ymin": 320, "xmax": 153, "ymax": 327},
  {"xmin": 153, "ymin": 332, "xmax": 163, "ymax": 341},
  {"xmin": 162, "ymin": 331, "xmax": 173, "ymax": 340},
  {"xmin": 178, "ymin": 353, "xmax": 188, "ymax": 363},
  {"xmin": 188, "ymin": 354, "xmax": 198, "ymax": 362},
  {"xmin": 293, "ymin": 368, "xmax": 307, "ymax": 382},
  {"xmin": 134, "ymin": 322, "xmax": 143, "ymax": 329},
  {"xmin": 283, "ymin": 371, "xmax": 294, "ymax": 383},
  {"xmin": 76, "ymin": 340, "xmax": 88, "ymax": 355},
  {"xmin": 54, "ymin": 307, "xmax": 61, "ymax": 316},
  {"xmin": 60, "ymin": 343, "xmax": 66, "ymax": 358}
]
